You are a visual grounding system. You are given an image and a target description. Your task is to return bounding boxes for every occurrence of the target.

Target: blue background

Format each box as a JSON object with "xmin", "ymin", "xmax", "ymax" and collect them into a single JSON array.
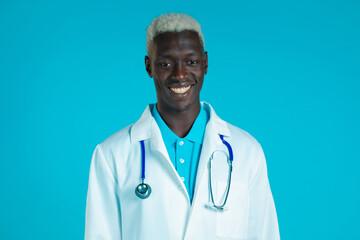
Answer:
[{"xmin": 1, "ymin": 0, "xmax": 359, "ymax": 239}]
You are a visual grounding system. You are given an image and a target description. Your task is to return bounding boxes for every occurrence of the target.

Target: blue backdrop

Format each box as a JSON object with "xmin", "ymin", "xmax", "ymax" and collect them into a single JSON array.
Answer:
[{"xmin": 1, "ymin": 0, "xmax": 359, "ymax": 239}]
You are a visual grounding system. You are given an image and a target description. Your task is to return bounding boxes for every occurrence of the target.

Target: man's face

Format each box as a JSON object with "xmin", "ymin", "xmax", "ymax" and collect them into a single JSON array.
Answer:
[{"xmin": 145, "ymin": 30, "xmax": 208, "ymax": 113}]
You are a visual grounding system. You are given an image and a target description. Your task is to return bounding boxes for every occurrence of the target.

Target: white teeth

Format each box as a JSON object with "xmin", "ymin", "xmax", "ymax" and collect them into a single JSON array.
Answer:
[{"xmin": 170, "ymin": 86, "xmax": 191, "ymax": 94}]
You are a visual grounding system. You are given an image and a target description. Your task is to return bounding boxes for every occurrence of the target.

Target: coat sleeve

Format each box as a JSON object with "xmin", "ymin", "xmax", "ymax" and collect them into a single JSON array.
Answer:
[
  {"xmin": 85, "ymin": 144, "xmax": 122, "ymax": 240},
  {"xmin": 247, "ymin": 144, "xmax": 280, "ymax": 240}
]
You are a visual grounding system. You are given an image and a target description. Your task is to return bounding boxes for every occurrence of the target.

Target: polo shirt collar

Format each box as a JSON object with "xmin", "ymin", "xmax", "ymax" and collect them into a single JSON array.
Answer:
[
  {"xmin": 152, "ymin": 104, "xmax": 178, "ymax": 144},
  {"xmin": 152, "ymin": 104, "xmax": 208, "ymax": 144},
  {"xmin": 130, "ymin": 102, "xmax": 230, "ymax": 143}
]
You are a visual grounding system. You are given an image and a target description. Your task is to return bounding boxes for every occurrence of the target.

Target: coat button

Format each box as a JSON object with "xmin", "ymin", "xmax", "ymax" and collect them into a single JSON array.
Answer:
[
  {"xmin": 180, "ymin": 158, "xmax": 185, "ymax": 163},
  {"xmin": 179, "ymin": 141, "xmax": 184, "ymax": 146},
  {"xmin": 180, "ymin": 177, "xmax": 185, "ymax": 181}
]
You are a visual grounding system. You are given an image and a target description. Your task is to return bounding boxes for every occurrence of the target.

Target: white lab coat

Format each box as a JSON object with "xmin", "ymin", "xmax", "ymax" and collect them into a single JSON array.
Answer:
[{"xmin": 85, "ymin": 102, "xmax": 280, "ymax": 240}]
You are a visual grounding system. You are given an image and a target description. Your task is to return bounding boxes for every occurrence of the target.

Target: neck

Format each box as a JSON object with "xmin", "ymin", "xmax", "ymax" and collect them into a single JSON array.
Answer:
[{"xmin": 156, "ymin": 102, "xmax": 201, "ymax": 138}]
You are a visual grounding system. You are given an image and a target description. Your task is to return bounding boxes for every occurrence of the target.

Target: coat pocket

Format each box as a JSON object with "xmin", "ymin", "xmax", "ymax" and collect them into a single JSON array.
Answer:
[{"xmin": 216, "ymin": 182, "xmax": 249, "ymax": 239}]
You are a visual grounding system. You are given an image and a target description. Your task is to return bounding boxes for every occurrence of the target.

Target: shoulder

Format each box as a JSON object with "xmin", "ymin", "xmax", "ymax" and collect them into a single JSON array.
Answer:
[
  {"xmin": 221, "ymin": 121, "xmax": 267, "ymax": 183},
  {"xmin": 90, "ymin": 125, "xmax": 133, "ymax": 167},
  {"xmin": 97, "ymin": 104, "xmax": 154, "ymax": 154},
  {"xmin": 203, "ymin": 101, "xmax": 262, "ymax": 151},
  {"xmin": 100, "ymin": 124, "xmax": 133, "ymax": 152},
  {"xmin": 226, "ymin": 122, "xmax": 261, "ymax": 150}
]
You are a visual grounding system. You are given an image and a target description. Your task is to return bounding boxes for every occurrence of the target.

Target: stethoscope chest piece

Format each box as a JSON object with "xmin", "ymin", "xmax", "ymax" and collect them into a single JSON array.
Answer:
[{"xmin": 135, "ymin": 181, "xmax": 151, "ymax": 199}]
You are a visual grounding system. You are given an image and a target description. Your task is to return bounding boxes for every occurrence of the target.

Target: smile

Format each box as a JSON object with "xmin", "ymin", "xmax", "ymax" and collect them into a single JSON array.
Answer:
[{"xmin": 169, "ymin": 85, "xmax": 191, "ymax": 94}]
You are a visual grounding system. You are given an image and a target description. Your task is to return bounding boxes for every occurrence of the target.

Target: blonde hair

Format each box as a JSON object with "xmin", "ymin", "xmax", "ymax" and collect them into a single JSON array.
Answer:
[{"xmin": 146, "ymin": 13, "xmax": 205, "ymax": 55}]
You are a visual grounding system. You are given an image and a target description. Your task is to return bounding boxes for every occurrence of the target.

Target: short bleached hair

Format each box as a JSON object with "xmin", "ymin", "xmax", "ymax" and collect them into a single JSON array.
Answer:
[{"xmin": 146, "ymin": 13, "xmax": 205, "ymax": 55}]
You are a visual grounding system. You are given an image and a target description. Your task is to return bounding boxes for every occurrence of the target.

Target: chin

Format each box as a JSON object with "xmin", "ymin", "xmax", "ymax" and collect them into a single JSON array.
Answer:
[{"xmin": 171, "ymin": 99, "xmax": 199, "ymax": 112}]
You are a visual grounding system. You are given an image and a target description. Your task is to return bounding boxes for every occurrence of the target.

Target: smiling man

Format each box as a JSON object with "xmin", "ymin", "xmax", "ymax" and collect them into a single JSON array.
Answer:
[
  {"xmin": 145, "ymin": 29, "xmax": 207, "ymax": 139},
  {"xmin": 85, "ymin": 13, "xmax": 280, "ymax": 240}
]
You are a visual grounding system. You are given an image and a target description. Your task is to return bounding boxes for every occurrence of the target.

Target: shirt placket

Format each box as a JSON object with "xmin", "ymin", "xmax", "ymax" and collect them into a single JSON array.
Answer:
[{"xmin": 176, "ymin": 138, "xmax": 190, "ymax": 191}]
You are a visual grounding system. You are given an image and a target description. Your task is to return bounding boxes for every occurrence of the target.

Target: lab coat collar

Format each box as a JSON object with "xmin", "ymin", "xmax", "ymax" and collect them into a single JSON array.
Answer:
[
  {"xmin": 130, "ymin": 104, "xmax": 153, "ymax": 143},
  {"xmin": 130, "ymin": 102, "xmax": 231, "ymax": 143},
  {"xmin": 201, "ymin": 101, "xmax": 231, "ymax": 137}
]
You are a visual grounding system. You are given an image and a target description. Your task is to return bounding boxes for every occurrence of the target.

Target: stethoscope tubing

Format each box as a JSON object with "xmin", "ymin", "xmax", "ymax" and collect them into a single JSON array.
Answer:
[
  {"xmin": 135, "ymin": 140, "xmax": 151, "ymax": 199},
  {"xmin": 140, "ymin": 140, "xmax": 145, "ymax": 180},
  {"xmin": 136, "ymin": 134, "xmax": 234, "ymax": 208},
  {"xmin": 208, "ymin": 135, "xmax": 233, "ymax": 210},
  {"xmin": 219, "ymin": 134, "xmax": 233, "ymax": 161}
]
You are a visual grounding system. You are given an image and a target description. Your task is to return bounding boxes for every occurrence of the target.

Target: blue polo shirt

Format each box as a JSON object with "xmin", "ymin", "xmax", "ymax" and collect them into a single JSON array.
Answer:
[{"xmin": 152, "ymin": 104, "xmax": 209, "ymax": 202}]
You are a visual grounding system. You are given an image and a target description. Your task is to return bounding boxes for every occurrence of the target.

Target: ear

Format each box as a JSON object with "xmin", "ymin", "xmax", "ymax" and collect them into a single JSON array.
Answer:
[
  {"xmin": 203, "ymin": 51, "xmax": 208, "ymax": 75},
  {"xmin": 145, "ymin": 56, "xmax": 153, "ymax": 78}
]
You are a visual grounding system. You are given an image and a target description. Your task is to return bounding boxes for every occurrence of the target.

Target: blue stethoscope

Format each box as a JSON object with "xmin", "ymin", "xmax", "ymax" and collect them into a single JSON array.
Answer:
[{"xmin": 135, "ymin": 134, "xmax": 233, "ymax": 211}]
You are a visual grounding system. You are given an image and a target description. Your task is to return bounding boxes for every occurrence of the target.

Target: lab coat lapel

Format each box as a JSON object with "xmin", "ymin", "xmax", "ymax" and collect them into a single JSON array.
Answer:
[
  {"xmin": 131, "ymin": 104, "xmax": 189, "ymax": 199},
  {"xmin": 130, "ymin": 104, "xmax": 169, "ymax": 160},
  {"xmin": 192, "ymin": 102, "xmax": 231, "ymax": 205},
  {"xmin": 183, "ymin": 103, "xmax": 231, "ymax": 238},
  {"xmin": 151, "ymin": 122, "xmax": 190, "ymax": 199}
]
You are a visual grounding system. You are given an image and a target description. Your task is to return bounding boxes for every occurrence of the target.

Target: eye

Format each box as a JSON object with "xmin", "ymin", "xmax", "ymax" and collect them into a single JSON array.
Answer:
[
  {"xmin": 159, "ymin": 62, "xmax": 171, "ymax": 67},
  {"xmin": 187, "ymin": 60, "xmax": 199, "ymax": 65}
]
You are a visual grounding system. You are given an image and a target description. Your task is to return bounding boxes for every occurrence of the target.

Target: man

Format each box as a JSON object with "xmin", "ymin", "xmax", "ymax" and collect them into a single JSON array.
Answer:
[{"xmin": 85, "ymin": 13, "xmax": 280, "ymax": 240}]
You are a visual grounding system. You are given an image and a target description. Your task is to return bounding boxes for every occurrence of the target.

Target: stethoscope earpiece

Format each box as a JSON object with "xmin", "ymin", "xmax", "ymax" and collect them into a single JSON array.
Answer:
[{"xmin": 135, "ymin": 182, "xmax": 152, "ymax": 199}]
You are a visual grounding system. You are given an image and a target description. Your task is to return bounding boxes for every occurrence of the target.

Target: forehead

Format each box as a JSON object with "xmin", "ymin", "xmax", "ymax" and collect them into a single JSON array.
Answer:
[{"xmin": 152, "ymin": 30, "xmax": 203, "ymax": 56}]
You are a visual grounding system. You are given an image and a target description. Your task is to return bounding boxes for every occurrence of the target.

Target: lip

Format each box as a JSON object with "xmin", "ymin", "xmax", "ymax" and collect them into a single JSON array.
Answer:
[{"xmin": 169, "ymin": 85, "xmax": 192, "ymax": 94}]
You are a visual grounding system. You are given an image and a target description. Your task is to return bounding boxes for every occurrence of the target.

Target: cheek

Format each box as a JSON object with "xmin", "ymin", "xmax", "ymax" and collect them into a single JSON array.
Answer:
[
  {"xmin": 155, "ymin": 73, "xmax": 173, "ymax": 88},
  {"xmin": 193, "ymin": 71, "xmax": 205, "ymax": 83},
  {"xmin": 153, "ymin": 68, "xmax": 169, "ymax": 80},
  {"xmin": 154, "ymin": 78, "xmax": 167, "ymax": 94},
  {"xmin": 154, "ymin": 79, "xmax": 162, "ymax": 89}
]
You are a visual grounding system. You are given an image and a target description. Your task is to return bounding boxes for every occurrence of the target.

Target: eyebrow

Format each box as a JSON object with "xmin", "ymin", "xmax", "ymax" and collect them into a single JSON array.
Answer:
[{"xmin": 157, "ymin": 52, "xmax": 202, "ymax": 59}]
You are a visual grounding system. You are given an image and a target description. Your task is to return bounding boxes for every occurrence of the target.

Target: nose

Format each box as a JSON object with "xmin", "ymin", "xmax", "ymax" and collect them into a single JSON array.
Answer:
[{"xmin": 172, "ymin": 62, "xmax": 189, "ymax": 81}]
